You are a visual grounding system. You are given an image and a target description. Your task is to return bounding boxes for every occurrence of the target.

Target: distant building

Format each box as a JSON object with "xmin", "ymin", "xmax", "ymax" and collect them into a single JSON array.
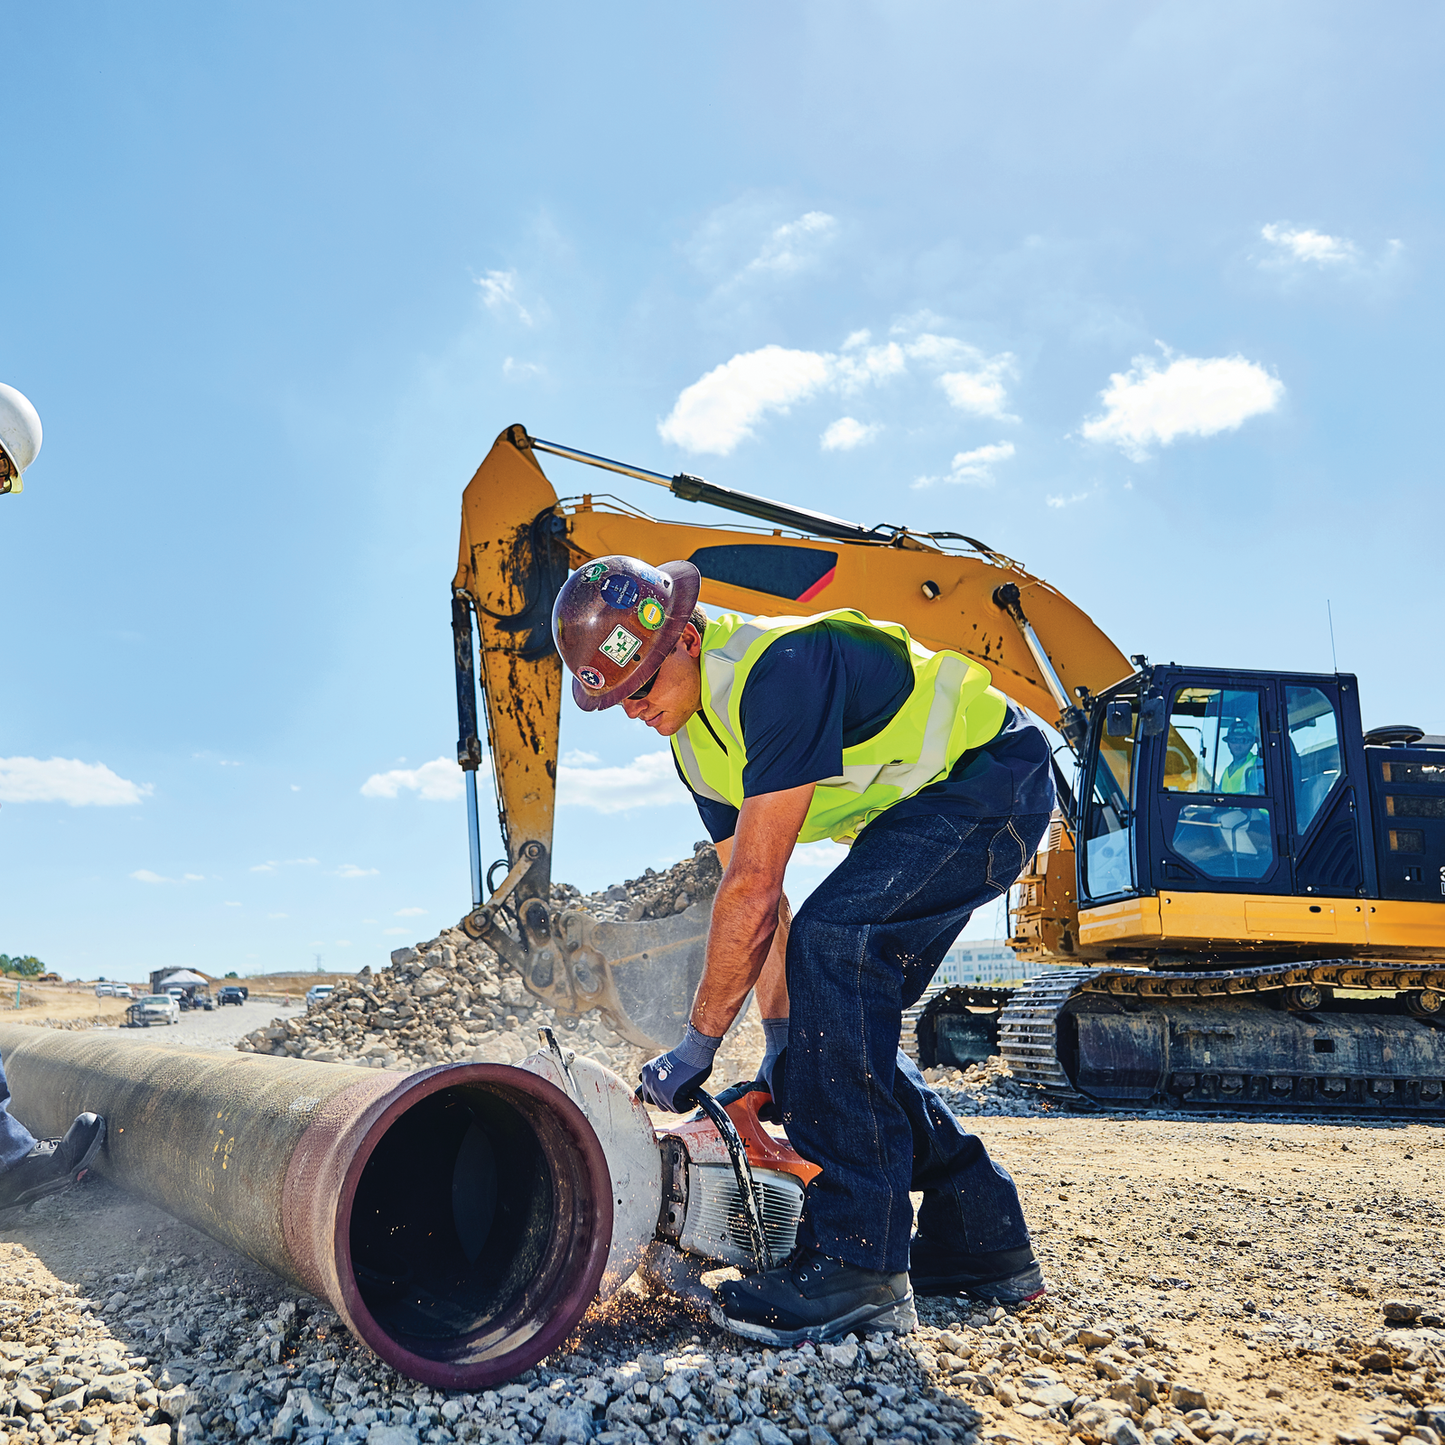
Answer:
[{"xmin": 931, "ymin": 940, "xmax": 1025, "ymax": 987}]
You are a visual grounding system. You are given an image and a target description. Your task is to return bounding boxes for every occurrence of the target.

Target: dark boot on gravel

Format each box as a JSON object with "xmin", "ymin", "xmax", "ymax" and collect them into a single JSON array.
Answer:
[
  {"xmin": 712, "ymin": 1247, "xmax": 917, "ymax": 1346},
  {"xmin": 908, "ymin": 1237, "xmax": 1046, "ymax": 1302},
  {"xmin": 0, "ymin": 1113, "xmax": 106, "ymax": 1211}
]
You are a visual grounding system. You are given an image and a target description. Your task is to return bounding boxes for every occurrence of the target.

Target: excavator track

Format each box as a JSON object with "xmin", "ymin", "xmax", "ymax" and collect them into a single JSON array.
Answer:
[{"xmin": 999, "ymin": 961, "xmax": 1445, "ymax": 1116}]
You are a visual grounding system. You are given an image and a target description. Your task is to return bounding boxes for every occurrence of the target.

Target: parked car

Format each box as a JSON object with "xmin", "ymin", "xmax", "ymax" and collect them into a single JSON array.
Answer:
[
  {"xmin": 305, "ymin": 984, "xmax": 334, "ymax": 1007},
  {"xmin": 135, "ymin": 994, "xmax": 180, "ymax": 1026},
  {"xmin": 217, "ymin": 985, "xmax": 246, "ymax": 1006},
  {"xmin": 112, "ymin": 984, "xmax": 134, "ymax": 1000},
  {"xmin": 94, "ymin": 982, "xmax": 113, "ymax": 997}
]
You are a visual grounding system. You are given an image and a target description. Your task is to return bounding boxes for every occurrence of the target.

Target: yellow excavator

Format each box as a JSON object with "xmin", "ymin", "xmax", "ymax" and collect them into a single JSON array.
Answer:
[{"xmin": 451, "ymin": 424, "xmax": 1445, "ymax": 1115}]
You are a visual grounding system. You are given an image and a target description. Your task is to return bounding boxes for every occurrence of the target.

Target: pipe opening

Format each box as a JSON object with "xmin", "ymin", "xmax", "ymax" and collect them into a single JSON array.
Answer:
[{"xmin": 340, "ymin": 1072, "xmax": 612, "ymax": 1384}]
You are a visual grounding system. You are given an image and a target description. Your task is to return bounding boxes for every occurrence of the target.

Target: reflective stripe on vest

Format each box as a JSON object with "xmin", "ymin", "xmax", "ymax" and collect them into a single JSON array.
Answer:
[{"xmin": 670, "ymin": 609, "xmax": 1008, "ymax": 844}]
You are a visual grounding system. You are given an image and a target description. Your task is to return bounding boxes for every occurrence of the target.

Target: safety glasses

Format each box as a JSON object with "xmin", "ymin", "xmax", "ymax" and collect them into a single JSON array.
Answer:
[{"xmin": 626, "ymin": 665, "xmax": 662, "ymax": 702}]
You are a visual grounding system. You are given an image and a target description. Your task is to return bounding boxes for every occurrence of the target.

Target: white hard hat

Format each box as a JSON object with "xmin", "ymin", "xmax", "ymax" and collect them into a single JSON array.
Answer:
[{"xmin": 0, "ymin": 383, "xmax": 43, "ymax": 495}]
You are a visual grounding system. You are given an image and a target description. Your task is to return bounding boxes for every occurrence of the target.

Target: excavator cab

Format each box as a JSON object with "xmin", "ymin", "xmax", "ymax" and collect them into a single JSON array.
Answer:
[
  {"xmin": 1079, "ymin": 665, "xmax": 1377, "ymax": 918},
  {"xmin": 1067, "ymin": 661, "xmax": 1445, "ymax": 964}
]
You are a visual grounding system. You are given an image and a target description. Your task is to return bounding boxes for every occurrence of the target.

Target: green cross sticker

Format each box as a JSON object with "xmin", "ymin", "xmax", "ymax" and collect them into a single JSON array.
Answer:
[{"xmin": 598, "ymin": 625, "xmax": 642, "ymax": 666}]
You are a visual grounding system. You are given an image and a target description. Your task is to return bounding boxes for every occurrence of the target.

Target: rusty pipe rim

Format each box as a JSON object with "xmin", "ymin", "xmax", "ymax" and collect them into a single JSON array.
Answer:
[{"xmin": 308, "ymin": 1063, "xmax": 614, "ymax": 1389}]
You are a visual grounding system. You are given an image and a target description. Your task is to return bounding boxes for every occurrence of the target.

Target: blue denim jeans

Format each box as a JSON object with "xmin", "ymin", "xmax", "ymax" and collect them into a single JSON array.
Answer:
[
  {"xmin": 780, "ymin": 809, "xmax": 1051, "ymax": 1273},
  {"xmin": 0, "ymin": 1050, "xmax": 39, "ymax": 1170}
]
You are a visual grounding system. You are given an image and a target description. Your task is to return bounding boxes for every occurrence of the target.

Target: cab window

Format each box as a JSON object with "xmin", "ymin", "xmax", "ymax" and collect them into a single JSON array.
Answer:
[
  {"xmin": 1083, "ymin": 696, "xmax": 1137, "ymax": 897},
  {"xmin": 1285, "ymin": 686, "xmax": 1341, "ymax": 835},
  {"xmin": 1162, "ymin": 687, "xmax": 1266, "ymax": 796}
]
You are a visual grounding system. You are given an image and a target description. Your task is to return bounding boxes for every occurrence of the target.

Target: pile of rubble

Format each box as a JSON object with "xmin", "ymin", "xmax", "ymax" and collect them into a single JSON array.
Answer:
[
  {"xmin": 235, "ymin": 844, "xmax": 759, "ymax": 1084},
  {"xmin": 923, "ymin": 1055, "xmax": 1053, "ymax": 1118},
  {"xmin": 553, "ymin": 841, "xmax": 723, "ymax": 924}
]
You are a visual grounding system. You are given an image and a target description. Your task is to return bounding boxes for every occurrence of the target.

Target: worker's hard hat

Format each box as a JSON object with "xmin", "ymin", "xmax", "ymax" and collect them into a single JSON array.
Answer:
[
  {"xmin": 552, "ymin": 555, "xmax": 701, "ymax": 711},
  {"xmin": 0, "ymin": 384, "xmax": 43, "ymax": 496}
]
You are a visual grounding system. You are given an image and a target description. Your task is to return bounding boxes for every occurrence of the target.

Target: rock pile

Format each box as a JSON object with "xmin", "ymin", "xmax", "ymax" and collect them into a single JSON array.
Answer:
[
  {"xmin": 922, "ymin": 1055, "xmax": 1052, "ymax": 1118},
  {"xmin": 235, "ymin": 844, "xmax": 757, "ymax": 1084}
]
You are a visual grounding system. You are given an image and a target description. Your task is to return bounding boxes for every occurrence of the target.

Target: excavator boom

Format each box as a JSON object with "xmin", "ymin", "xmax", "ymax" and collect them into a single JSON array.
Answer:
[{"xmin": 451, "ymin": 424, "xmax": 1128, "ymax": 1049}]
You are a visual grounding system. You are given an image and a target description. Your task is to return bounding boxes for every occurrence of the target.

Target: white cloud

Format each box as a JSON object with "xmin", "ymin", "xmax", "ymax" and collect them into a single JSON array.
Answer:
[
  {"xmin": 790, "ymin": 841, "xmax": 848, "ymax": 870},
  {"xmin": 938, "ymin": 354, "xmax": 1017, "ymax": 419},
  {"xmin": 557, "ymin": 750, "xmax": 687, "ymax": 813},
  {"xmin": 912, "ymin": 442, "xmax": 1016, "ymax": 490},
  {"xmin": 659, "ymin": 346, "xmax": 834, "ymax": 455},
  {"xmin": 1260, "ymin": 223, "xmax": 1358, "ymax": 267},
  {"xmin": 361, "ymin": 756, "xmax": 466, "ymax": 802},
  {"xmin": 183, "ymin": 873, "xmax": 205, "ymax": 882},
  {"xmin": 0, "ymin": 756, "xmax": 151, "ymax": 807},
  {"xmin": 660, "ymin": 328, "xmax": 1015, "ymax": 456},
  {"xmin": 476, "ymin": 270, "xmax": 533, "ymax": 325},
  {"xmin": 334, "ymin": 864, "xmax": 380, "ymax": 879},
  {"xmin": 131, "ymin": 869, "xmax": 171, "ymax": 884},
  {"xmin": 395, "ymin": 907, "xmax": 427, "ymax": 917},
  {"xmin": 820, "ymin": 417, "xmax": 881, "ymax": 452},
  {"xmin": 502, "ymin": 357, "xmax": 545, "ymax": 380},
  {"xmin": 1047, "ymin": 491, "xmax": 1091, "ymax": 509},
  {"xmin": 561, "ymin": 749, "xmax": 600, "ymax": 766},
  {"xmin": 744, "ymin": 211, "xmax": 837, "ymax": 278},
  {"xmin": 1081, "ymin": 349, "xmax": 1284, "ymax": 460},
  {"xmin": 250, "ymin": 856, "xmax": 317, "ymax": 874}
]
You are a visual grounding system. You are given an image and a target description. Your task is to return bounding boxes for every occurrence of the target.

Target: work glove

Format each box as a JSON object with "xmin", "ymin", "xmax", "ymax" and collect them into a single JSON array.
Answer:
[
  {"xmin": 638, "ymin": 1023, "xmax": 723, "ymax": 1112},
  {"xmin": 756, "ymin": 1016, "xmax": 789, "ymax": 1097}
]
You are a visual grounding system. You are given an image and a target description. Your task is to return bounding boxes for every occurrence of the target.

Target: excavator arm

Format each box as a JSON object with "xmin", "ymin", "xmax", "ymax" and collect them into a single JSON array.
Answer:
[{"xmin": 451, "ymin": 424, "xmax": 1130, "ymax": 1047}]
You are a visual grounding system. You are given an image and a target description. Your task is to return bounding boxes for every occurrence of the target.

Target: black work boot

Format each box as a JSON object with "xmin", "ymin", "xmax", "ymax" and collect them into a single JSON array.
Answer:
[
  {"xmin": 712, "ymin": 1247, "xmax": 917, "ymax": 1346},
  {"xmin": 0, "ymin": 1114, "xmax": 106, "ymax": 1211},
  {"xmin": 908, "ymin": 1236, "xmax": 1046, "ymax": 1302}
]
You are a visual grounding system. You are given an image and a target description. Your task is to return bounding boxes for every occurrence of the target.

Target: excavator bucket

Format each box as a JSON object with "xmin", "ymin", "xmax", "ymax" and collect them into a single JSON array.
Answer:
[{"xmin": 452, "ymin": 426, "xmax": 711, "ymax": 1052}]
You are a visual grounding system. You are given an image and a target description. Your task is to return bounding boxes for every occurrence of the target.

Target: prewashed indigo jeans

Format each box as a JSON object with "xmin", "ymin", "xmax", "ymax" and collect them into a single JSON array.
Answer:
[
  {"xmin": 780, "ymin": 809, "xmax": 1051, "ymax": 1274},
  {"xmin": 0, "ymin": 1051, "xmax": 39, "ymax": 1170}
]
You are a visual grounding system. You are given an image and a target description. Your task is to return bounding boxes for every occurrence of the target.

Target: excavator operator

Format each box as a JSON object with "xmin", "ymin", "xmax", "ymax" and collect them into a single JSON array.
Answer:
[{"xmin": 552, "ymin": 553, "xmax": 1053, "ymax": 1346}]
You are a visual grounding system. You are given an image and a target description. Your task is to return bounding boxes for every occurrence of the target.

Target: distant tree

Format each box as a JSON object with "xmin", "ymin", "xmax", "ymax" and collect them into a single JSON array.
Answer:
[
  {"xmin": 225, "ymin": 971, "xmax": 239, "ymax": 979},
  {"xmin": 0, "ymin": 954, "xmax": 43, "ymax": 977}
]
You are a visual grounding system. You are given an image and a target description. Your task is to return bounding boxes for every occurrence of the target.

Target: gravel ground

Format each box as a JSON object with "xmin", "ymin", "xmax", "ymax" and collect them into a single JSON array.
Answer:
[{"xmin": 3, "ymin": 1096, "xmax": 1443, "ymax": 1445}]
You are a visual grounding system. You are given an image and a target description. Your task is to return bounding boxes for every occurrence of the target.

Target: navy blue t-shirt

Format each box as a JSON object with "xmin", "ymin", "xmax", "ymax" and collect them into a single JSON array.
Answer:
[{"xmin": 673, "ymin": 618, "xmax": 1055, "ymax": 842}]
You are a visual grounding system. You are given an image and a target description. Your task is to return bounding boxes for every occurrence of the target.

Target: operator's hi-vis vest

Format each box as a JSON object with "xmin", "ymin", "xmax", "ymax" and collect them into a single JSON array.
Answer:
[{"xmin": 670, "ymin": 609, "xmax": 1008, "ymax": 845}]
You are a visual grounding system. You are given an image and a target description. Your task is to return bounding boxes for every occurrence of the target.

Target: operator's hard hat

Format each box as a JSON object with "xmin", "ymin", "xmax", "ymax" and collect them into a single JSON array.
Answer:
[
  {"xmin": 551, "ymin": 555, "xmax": 701, "ymax": 711},
  {"xmin": 0, "ymin": 384, "xmax": 43, "ymax": 496}
]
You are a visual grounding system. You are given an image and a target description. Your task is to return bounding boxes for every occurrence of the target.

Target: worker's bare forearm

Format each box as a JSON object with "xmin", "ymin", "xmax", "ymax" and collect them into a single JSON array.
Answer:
[
  {"xmin": 691, "ymin": 783, "xmax": 813, "ymax": 1037},
  {"xmin": 691, "ymin": 869, "xmax": 783, "ymax": 1035}
]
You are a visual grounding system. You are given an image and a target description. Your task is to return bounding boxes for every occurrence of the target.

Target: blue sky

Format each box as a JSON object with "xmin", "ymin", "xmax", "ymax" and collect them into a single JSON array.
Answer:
[{"xmin": 3, "ymin": 3, "xmax": 1441, "ymax": 979}]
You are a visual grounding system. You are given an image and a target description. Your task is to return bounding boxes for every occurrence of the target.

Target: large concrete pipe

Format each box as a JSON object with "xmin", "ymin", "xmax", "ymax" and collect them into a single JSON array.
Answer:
[{"xmin": 0, "ymin": 1024, "xmax": 613, "ymax": 1389}]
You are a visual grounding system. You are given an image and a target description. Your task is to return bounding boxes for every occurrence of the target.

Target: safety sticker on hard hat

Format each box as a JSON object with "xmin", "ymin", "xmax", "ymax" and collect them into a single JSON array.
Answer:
[
  {"xmin": 637, "ymin": 597, "xmax": 665, "ymax": 630},
  {"xmin": 601, "ymin": 574, "xmax": 641, "ymax": 610},
  {"xmin": 598, "ymin": 626, "xmax": 642, "ymax": 666},
  {"xmin": 578, "ymin": 562, "xmax": 609, "ymax": 584},
  {"xmin": 577, "ymin": 667, "xmax": 604, "ymax": 689}
]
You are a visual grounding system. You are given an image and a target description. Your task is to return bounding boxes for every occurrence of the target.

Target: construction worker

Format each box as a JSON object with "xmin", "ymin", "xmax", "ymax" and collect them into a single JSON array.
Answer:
[
  {"xmin": 552, "ymin": 554, "xmax": 1053, "ymax": 1345},
  {"xmin": 1218, "ymin": 714, "xmax": 1264, "ymax": 794},
  {"xmin": 0, "ymin": 383, "xmax": 43, "ymax": 496},
  {"xmin": 0, "ymin": 1052, "xmax": 105, "ymax": 1212}
]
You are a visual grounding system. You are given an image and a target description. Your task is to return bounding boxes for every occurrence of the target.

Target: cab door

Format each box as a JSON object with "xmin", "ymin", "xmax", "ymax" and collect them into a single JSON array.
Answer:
[{"xmin": 1145, "ymin": 674, "xmax": 1292, "ymax": 894}]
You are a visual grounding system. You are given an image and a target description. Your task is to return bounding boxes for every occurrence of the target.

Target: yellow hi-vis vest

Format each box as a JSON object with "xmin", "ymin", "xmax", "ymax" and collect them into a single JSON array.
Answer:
[{"xmin": 670, "ymin": 609, "xmax": 1008, "ymax": 845}]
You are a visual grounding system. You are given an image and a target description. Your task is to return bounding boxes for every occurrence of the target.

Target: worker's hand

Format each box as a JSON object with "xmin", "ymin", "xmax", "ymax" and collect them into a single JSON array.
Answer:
[{"xmin": 637, "ymin": 1023, "xmax": 723, "ymax": 1112}]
